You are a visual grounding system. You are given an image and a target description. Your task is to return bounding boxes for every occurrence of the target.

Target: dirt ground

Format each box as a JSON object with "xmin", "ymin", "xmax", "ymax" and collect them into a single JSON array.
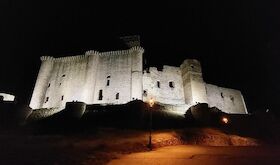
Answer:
[{"xmin": 0, "ymin": 127, "xmax": 260, "ymax": 165}]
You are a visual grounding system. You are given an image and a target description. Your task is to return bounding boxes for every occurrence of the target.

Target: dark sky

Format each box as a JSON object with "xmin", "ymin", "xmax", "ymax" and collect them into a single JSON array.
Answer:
[{"xmin": 0, "ymin": 1, "xmax": 280, "ymax": 113}]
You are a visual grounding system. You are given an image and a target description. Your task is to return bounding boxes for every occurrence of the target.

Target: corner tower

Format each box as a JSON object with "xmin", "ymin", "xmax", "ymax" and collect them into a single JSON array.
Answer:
[
  {"xmin": 180, "ymin": 59, "xmax": 208, "ymax": 105},
  {"xmin": 30, "ymin": 56, "xmax": 54, "ymax": 109}
]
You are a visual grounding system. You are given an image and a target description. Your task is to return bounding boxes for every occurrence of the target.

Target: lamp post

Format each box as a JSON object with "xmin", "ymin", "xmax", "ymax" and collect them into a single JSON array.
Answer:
[{"xmin": 148, "ymin": 98, "xmax": 154, "ymax": 150}]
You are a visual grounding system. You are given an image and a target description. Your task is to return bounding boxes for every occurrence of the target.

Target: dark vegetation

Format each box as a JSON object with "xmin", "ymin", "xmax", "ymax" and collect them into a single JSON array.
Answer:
[
  {"xmin": 0, "ymin": 100, "xmax": 280, "ymax": 143},
  {"xmin": 1, "ymin": 100, "xmax": 280, "ymax": 165}
]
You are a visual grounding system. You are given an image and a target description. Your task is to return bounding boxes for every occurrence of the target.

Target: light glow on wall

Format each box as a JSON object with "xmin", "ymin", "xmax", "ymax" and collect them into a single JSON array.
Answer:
[{"xmin": 222, "ymin": 117, "xmax": 229, "ymax": 124}]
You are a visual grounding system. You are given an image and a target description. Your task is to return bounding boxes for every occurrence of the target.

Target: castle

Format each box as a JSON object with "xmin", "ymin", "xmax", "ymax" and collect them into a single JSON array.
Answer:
[{"xmin": 30, "ymin": 40, "xmax": 248, "ymax": 115}]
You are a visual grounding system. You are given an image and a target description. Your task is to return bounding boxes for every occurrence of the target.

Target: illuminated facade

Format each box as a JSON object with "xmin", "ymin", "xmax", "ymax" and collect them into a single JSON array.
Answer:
[{"xmin": 30, "ymin": 47, "xmax": 247, "ymax": 114}]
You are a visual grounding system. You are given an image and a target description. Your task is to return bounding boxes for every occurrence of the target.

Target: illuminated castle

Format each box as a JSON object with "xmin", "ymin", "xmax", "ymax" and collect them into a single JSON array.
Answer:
[{"xmin": 30, "ymin": 38, "xmax": 247, "ymax": 115}]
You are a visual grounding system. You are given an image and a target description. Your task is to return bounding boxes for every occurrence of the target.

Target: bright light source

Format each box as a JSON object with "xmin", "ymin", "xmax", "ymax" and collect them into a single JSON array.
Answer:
[
  {"xmin": 222, "ymin": 117, "xmax": 229, "ymax": 124},
  {"xmin": 149, "ymin": 98, "xmax": 154, "ymax": 107}
]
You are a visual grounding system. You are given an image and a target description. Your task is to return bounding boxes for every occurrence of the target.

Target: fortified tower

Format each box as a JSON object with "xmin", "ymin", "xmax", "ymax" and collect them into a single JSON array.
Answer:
[
  {"xmin": 130, "ymin": 47, "xmax": 144, "ymax": 100},
  {"xmin": 180, "ymin": 59, "xmax": 208, "ymax": 105},
  {"xmin": 30, "ymin": 56, "xmax": 54, "ymax": 109},
  {"xmin": 120, "ymin": 35, "xmax": 143, "ymax": 100}
]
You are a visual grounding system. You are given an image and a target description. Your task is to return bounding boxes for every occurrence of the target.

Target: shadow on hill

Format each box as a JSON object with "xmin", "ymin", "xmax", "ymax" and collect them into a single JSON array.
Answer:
[
  {"xmin": 0, "ymin": 101, "xmax": 32, "ymax": 130},
  {"xmin": 25, "ymin": 100, "xmax": 186, "ymax": 135},
  {"xmin": 2, "ymin": 100, "xmax": 280, "ymax": 145}
]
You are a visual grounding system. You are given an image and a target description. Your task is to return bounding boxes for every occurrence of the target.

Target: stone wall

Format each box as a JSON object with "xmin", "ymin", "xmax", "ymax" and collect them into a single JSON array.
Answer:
[
  {"xmin": 0, "ymin": 93, "xmax": 15, "ymax": 101},
  {"xmin": 29, "ymin": 45, "xmax": 247, "ymax": 115},
  {"xmin": 30, "ymin": 47, "xmax": 144, "ymax": 109},
  {"xmin": 27, "ymin": 107, "xmax": 63, "ymax": 121},
  {"xmin": 30, "ymin": 57, "xmax": 54, "ymax": 109},
  {"xmin": 180, "ymin": 59, "xmax": 208, "ymax": 105},
  {"xmin": 93, "ymin": 47, "xmax": 143, "ymax": 104},
  {"xmin": 143, "ymin": 65, "xmax": 185, "ymax": 105},
  {"xmin": 31, "ymin": 55, "xmax": 90, "ymax": 109},
  {"xmin": 206, "ymin": 84, "xmax": 248, "ymax": 114},
  {"xmin": 93, "ymin": 50, "xmax": 132, "ymax": 104}
]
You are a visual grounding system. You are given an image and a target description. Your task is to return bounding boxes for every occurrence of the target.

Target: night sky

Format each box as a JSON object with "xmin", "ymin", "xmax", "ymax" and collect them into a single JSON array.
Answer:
[{"xmin": 1, "ymin": 1, "xmax": 280, "ymax": 114}]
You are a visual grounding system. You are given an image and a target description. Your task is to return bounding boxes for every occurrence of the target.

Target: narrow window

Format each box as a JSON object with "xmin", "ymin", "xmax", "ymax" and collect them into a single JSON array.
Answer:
[
  {"xmin": 169, "ymin": 81, "xmax": 174, "ymax": 88},
  {"xmin": 48, "ymin": 83, "xmax": 50, "ymax": 88},
  {"xmin": 106, "ymin": 75, "xmax": 110, "ymax": 86},
  {"xmin": 61, "ymin": 95, "xmax": 64, "ymax": 101},
  {"xmin": 143, "ymin": 90, "xmax": 147, "ymax": 97},
  {"xmin": 221, "ymin": 93, "xmax": 224, "ymax": 98},
  {"xmin": 157, "ymin": 81, "xmax": 160, "ymax": 88},
  {"xmin": 116, "ymin": 93, "xmax": 119, "ymax": 100},
  {"xmin": 98, "ymin": 90, "xmax": 103, "ymax": 100},
  {"xmin": 107, "ymin": 79, "xmax": 110, "ymax": 86},
  {"xmin": 45, "ymin": 97, "xmax": 49, "ymax": 103},
  {"xmin": 62, "ymin": 74, "xmax": 66, "ymax": 77}
]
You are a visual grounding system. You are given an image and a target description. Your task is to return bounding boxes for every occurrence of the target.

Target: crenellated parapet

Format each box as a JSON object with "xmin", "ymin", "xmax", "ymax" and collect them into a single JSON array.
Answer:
[
  {"xmin": 40, "ymin": 55, "xmax": 89, "ymax": 63},
  {"xmin": 40, "ymin": 47, "xmax": 145, "ymax": 63},
  {"xmin": 55, "ymin": 55, "xmax": 88, "ymax": 62},
  {"xmin": 85, "ymin": 50, "xmax": 100, "ymax": 56},
  {"xmin": 40, "ymin": 56, "xmax": 55, "ymax": 61},
  {"xmin": 129, "ymin": 46, "xmax": 144, "ymax": 54},
  {"xmin": 85, "ymin": 46, "xmax": 144, "ymax": 57}
]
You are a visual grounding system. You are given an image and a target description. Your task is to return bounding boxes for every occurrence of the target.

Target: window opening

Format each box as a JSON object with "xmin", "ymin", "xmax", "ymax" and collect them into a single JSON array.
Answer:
[
  {"xmin": 230, "ymin": 96, "xmax": 234, "ymax": 102},
  {"xmin": 98, "ymin": 90, "xmax": 103, "ymax": 100},
  {"xmin": 45, "ymin": 97, "xmax": 49, "ymax": 103},
  {"xmin": 157, "ymin": 81, "xmax": 160, "ymax": 88},
  {"xmin": 169, "ymin": 81, "xmax": 174, "ymax": 88},
  {"xmin": 143, "ymin": 90, "xmax": 147, "ymax": 96},
  {"xmin": 107, "ymin": 79, "xmax": 110, "ymax": 86}
]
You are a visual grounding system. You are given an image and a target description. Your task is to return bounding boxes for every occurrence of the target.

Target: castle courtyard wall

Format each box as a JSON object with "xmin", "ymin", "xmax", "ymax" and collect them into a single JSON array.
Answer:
[
  {"xmin": 93, "ymin": 51, "xmax": 133, "ymax": 104},
  {"xmin": 42, "ymin": 56, "xmax": 89, "ymax": 108},
  {"xmin": 206, "ymin": 84, "xmax": 248, "ymax": 114},
  {"xmin": 143, "ymin": 65, "xmax": 185, "ymax": 105}
]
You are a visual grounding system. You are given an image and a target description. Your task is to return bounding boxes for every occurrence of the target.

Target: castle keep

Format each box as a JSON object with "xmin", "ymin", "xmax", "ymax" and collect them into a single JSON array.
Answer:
[{"xmin": 30, "ymin": 46, "xmax": 247, "ymax": 115}]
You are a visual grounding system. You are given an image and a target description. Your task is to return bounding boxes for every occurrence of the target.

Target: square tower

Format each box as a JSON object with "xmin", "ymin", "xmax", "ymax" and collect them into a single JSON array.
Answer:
[{"xmin": 180, "ymin": 59, "xmax": 208, "ymax": 105}]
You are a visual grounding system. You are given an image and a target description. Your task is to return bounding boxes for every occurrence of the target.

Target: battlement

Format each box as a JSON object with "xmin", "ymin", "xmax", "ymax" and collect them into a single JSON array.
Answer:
[
  {"xmin": 144, "ymin": 65, "xmax": 180, "ymax": 74},
  {"xmin": 180, "ymin": 59, "xmax": 202, "ymax": 73},
  {"xmin": 31, "ymin": 44, "xmax": 247, "ymax": 115},
  {"xmin": 40, "ymin": 55, "xmax": 87, "ymax": 62},
  {"xmin": 98, "ymin": 46, "xmax": 144, "ymax": 56},
  {"xmin": 41, "ymin": 47, "xmax": 144, "ymax": 62}
]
